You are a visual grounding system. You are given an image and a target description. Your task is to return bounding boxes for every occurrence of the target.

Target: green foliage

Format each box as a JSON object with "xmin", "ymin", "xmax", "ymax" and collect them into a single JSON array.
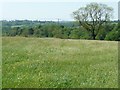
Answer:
[
  {"xmin": 28, "ymin": 28, "xmax": 34, "ymax": 35},
  {"xmin": 1, "ymin": 20, "xmax": 119, "ymax": 41},
  {"xmin": 2, "ymin": 26, "xmax": 11, "ymax": 36},
  {"xmin": 10, "ymin": 27, "xmax": 19, "ymax": 36},
  {"xmin": 105, "ymin": 30, "xmax": 120, "ymax": 41},
  {"xmin": 69, "ymin": 29, "xmax": 80, "ymax": 39},
  {"xmin": 105, "ymin": 23, "xmax": 120, "ymax": 41},
  {"xmin": 21, "ymin": 27, "xmax": 29, "ymax": 37},
  {"xmin": 60, "ymin": 28, "xmax": 71, "ymax": 39}
]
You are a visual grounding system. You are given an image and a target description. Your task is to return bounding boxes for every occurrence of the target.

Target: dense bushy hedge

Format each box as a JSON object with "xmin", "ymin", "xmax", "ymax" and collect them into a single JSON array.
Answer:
[{"xmin": 105, "ymin": 22, "xmax": 120, "ymax": 41}]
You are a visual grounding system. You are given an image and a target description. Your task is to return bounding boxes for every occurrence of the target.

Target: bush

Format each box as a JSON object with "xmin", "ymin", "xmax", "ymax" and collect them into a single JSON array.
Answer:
[{"xmin": 105, "ymin": 23, "xmax": 120, "ymax": 41}]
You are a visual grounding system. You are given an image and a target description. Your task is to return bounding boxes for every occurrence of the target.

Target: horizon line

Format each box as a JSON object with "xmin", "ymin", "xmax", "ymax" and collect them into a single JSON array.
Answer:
[{"xmin": 0, "ymin": 19, "xmax": 119, "ymax": 21}]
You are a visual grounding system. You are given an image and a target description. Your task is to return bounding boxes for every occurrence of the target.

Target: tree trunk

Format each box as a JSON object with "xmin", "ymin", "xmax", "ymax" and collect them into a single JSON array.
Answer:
[
  {"xmin": 93, "ymin": 35, "xmax": 96, "ymax": 40},
  {"xmin": 92, "ymin": 29, "xmax": 96, "ymax": 40}
]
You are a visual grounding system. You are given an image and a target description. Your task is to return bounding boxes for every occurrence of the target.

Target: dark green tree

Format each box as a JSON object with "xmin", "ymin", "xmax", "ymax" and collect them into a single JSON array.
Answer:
[{"xmin": 105, "ymin": 22, "xmax": 120, "ymax": 41}]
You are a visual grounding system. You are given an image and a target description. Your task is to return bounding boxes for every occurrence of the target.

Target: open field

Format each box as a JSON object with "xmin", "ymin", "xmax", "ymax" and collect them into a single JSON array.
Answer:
[{"xmin": 2, "ymin": 37, "xmax": 118, "ymax": 88}]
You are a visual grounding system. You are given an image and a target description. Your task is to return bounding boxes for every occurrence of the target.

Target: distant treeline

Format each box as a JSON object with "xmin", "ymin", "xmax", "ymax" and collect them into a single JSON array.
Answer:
[{"xmin": 2, "ymin": 20, "xmax": 120, "ymax": 41}]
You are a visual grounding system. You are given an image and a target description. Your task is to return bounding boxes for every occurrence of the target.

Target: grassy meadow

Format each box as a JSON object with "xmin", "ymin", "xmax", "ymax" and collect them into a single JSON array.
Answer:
[
  {"xmin": 0, "ymin": 37, "xmax": 2, "ymax": 89},
  {"xmin": 2, "ymin": 37, "xmax": 118, "ymax": 88}
]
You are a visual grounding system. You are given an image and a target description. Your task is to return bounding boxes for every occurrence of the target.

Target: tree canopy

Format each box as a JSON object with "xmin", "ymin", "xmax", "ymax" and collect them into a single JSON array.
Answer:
[{"xmin": 72, "ymin": 2, "xmax": 113, "ymax": 40}]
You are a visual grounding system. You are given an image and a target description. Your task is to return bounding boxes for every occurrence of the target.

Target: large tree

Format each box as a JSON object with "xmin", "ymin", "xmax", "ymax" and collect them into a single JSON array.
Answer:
[{"xmin": 72, "ymin": 2, "xmax": 113, "ymax": 40}]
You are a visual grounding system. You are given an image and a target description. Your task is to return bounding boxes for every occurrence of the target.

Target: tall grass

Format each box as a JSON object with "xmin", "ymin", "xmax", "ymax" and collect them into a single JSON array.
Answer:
[
  {"xmin": 0, "ymin": 37, "xmax": 2, "ymax": 89},
  {"xmin": 2, "ymin": 37, "xmax": 118, "ymax": 88}
]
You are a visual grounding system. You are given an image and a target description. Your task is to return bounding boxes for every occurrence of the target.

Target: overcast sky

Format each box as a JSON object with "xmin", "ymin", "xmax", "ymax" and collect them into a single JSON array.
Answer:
[{"xmin": 0, "ymin": 0, "xmax": 119, "ymax": 21}]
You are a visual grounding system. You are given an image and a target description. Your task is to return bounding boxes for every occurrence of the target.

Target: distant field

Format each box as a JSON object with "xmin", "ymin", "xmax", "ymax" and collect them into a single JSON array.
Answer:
[{"xmin": 2, "ymin": 37, "xmax": 118, "ymax": 88}]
